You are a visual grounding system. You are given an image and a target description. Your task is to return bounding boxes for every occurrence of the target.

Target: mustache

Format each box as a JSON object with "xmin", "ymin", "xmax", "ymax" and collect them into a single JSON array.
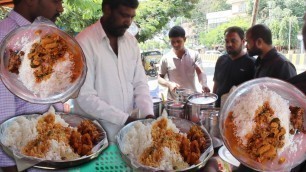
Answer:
[{"xmin": 120, "ymin": 25, "xmax": 130, "ymax": 29}]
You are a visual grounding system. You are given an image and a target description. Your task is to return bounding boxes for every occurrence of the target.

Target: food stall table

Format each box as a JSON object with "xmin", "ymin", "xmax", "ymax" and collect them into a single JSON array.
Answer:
[
  {"xmin": 69, "ymin": 144, "xmax": 132, "ymax": 172},
  {"xmin": 68, "ymin": 144, "xmax": 237, "ymax": 172}
]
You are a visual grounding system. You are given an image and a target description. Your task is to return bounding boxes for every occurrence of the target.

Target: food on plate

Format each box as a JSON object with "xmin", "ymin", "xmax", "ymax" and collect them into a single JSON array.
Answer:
[
  {"xmin": 289, "ymin": 106, "xmax": 305, "ymax": 134},
  {"xmin": 121, "ymin": 116, "xmax": 207, "ymax": 170},
  {"xmin": 0, "ymin": 109, "xmax": 102, "ymax": 160},
  {"xmin": 7, "ymin": 30, "xmax": 83, "ymax": 97},
  {"xmin": 70, "ymin": 120, "xmax": 102, "ymax": 156},
  {"xmin": 224, "ymin": 86, "xmax": 304, "ymax": 164}
]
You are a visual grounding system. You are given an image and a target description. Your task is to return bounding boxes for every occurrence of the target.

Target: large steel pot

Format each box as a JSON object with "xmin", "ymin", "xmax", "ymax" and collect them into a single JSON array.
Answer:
[
  {"xmin": 164, "ymin": 100, "xmax": 185, "ymax": 118},
  {"xmin": 185, "ymin": 93, "xmax": 218, "ymax": 123}
]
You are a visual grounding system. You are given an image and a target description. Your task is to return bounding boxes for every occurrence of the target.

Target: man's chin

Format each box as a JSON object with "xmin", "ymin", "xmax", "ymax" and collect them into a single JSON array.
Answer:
[
  {"xmin": 112, "ymin": 29, "xmax": 127, "ymax": 37},
  {"xmin": 50, "ymin": 17, "xmax": 57, "ymax": 23}
]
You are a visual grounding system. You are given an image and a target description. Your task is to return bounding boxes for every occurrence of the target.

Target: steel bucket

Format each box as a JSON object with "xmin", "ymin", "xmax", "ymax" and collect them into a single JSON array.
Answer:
[
  {"xmin": 152, "ymin": 97, "xmax": 162, "ymax": 118},
  {"xmin": 164, "ymin": 100, "xmax": 185, "ymax": 118},
  {"xmin": 185, "ymin": 93, "xmax": 218, "ymax": 123},
  {"xmin": 199, "ymin": 108, "xmax": 223, "ymax": 148}
]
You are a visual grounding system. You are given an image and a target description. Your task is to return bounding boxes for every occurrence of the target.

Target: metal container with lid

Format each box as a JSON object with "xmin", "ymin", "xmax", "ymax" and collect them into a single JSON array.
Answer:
[
  {"xmin": 175, "ymin": 88, "xmax": 194, "ymax": 102},
  {"xmin": 152, "ymin": 97, "xmax": 162, "ymax": 118},
  {"xmin": 199, "ymin": 108, "xmax": 223, "ymax": 148},
  {"xmin": 185, "ymin": 93, "xmax": 218, "ymax": 123},
  {"xmin": 164, "ymin": 100, "xmax": 185, "ymax": 118}
]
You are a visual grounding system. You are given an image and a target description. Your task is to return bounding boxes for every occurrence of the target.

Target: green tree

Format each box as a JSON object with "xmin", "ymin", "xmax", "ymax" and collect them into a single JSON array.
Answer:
[
  {"xmin": 200, "ymin": 17, "xmax": 250, "ymax": 48},
  {"xmin": 56, "ymin": 0, "xmax": 102, "ymax": 35},
  {"xmin": 0, "ymin": 6, "xmax": 11, "ymax": 20},
  {"xmin": 56, "ymin": 0, "xmax": 199, "ymax": 42},
  {"xmin": 188, "ymin": 0, "xmax": 231, "ymax": 46},
  {"xmin": 247, "ymin": 0, "xmax": 302, "ymax": 49},
  {"xmin": 136, "ymin": 0, "xmax": 199, "ymax": 42}
]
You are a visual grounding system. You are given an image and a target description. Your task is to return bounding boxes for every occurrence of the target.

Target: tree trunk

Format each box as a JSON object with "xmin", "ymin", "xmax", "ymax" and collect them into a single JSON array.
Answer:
[{"xmin": 251, "ymin": 0, "xmax": 260, "ymax": 26}]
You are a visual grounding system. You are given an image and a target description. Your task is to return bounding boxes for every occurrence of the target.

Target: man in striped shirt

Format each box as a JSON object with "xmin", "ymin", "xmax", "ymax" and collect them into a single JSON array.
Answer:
[{"xmin": 0, "ymin": 0, "xmax": 64, "ymax": 171}]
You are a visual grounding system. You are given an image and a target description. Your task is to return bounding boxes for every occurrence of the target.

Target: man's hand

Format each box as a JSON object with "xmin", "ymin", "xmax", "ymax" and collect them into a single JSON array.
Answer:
[
  {"xmin": 168, "ymin": 82, "xmax": 180, "ymax": 92},
  {"xmin": 125, "ymin": 114, "xmax": 155, "ymax": 125},
  {"xmin": 202, "ymin": 86, "xmax": 211, "ymax": 93},
  {"xmin": 124, "ymin": 116, "xmax": 136, "ymax": 125}
]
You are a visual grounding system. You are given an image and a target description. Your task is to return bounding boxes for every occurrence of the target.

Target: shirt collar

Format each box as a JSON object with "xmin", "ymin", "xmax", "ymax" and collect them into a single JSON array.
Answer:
[
  {"xmin": 256, "ymin": 47, "xmax": 277, "ymax": 64},
  {"xmin": 98, "ymin": 18, "xmax": 108, "ymax": 40},
  {"xmin": 8, "ymin": 10, "xmax": 31, "ymax": 27},
  {"xmin": 262, "ymin": 47, "xmax": 277, "ymax": 60},
  {"xmin": 170, "ymin": 48, "xmax": 188, "ymax": 59}
]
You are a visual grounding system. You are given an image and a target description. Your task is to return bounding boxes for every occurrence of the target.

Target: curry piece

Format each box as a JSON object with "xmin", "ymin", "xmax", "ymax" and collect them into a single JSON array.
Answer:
[
  {"xmin": 77, "ymin": 120, "xmax": 102, "ymax": 144},
  {"xmin": 289, "ymin": 106, "xmax": 305, "ymax": 134},
  {"xmin": 8, "ymin": 49, "xmax": 24, "ymax": 74},
  {"xmin": 180, "ymin": 125, "xmax": 207, "ymax": 165},
  {"xmin": 70, "ymin": 120, "xmax": 102, "ymax": 156},
  {"xmin": 246, "ymin": 102, "xmax": 286, "ymax": 163},
  {"xmin": 27, "ymin": 33, "xmax": 73, "ymax": 82}
]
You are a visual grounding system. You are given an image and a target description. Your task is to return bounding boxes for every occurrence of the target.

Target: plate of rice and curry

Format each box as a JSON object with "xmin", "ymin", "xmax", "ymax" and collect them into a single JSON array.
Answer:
[
  {"xmin": 0, "ymin": 23, "xmax": 87, "ymax": 103},
  {"xmin": 0, "ymin": 108, "xmax": 108, "ymax": 170},
  {"xmin": 116, "ymin": 116, "xmax": 214, "ymax": 171},
  {"xmin": 220, "ymin": 77, "xmax": 306, "ymax": 171}
]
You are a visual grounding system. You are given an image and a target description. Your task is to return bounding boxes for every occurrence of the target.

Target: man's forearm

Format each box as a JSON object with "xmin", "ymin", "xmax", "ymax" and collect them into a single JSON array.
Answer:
[
  {"xmin": 158, "ymin": 75, "xmax": 170, "ymax": 88},
  {"xmin": 197, "ymin": 72, "xmax": 208, "ymax": 87}
]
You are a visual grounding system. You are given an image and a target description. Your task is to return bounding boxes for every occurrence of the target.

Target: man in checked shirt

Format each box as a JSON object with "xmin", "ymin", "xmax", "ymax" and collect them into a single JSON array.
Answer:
[{"xmin": 0, "ymin": 0, "xmax": 64, "ymax": 171}]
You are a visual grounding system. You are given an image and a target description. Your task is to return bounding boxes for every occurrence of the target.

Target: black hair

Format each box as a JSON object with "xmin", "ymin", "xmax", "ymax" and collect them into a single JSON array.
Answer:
[
  {"xmin": 168, "ymin": 26, "xmax": 185, "ymax": 38},
  {"xmin": 102, "ymin": 0, "xmax": 139, "ymax": 10},
  {"xmin": 224, "ymin": 26, "xmax": 245, "ymax": 40},
  {"xmin": 247, "ymin": 24, "xmax": 272, "ymax": 45}
]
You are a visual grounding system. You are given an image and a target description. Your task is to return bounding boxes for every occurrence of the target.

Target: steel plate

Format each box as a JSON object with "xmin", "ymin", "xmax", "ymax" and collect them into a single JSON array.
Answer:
[
  {"xmin": 0, "ymin": 113, "xmax": 108, "ymax": 169},
  {"xmin": 116, "ymin": 116, "xmax": 214, "ymax": 171}
]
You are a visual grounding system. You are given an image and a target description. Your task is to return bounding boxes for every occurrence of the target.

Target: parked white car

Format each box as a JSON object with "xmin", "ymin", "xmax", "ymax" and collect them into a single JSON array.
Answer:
[{"xmin": 204, "ymin": 50, "xmax": 222, "ymax": 55}]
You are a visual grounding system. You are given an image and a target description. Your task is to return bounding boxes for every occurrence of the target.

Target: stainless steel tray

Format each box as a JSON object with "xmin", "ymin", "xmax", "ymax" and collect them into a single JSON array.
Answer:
[
  {"xmin": 116, "ymin": 117, "xmax": 214, "ymax": 171},
  {"xmin": 0, "ymin": 113, "xmax": 109, "ymax": 169}
]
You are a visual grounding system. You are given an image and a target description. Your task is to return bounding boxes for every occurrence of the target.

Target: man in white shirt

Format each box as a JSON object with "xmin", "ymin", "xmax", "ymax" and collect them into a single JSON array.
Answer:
[
  {"xmin": 158, "ymin": 26, "xmax": 210, "ymax": 100},
  {"xmin": 74, "ymin": 0, "xmax": 154, "ymax": 142}
]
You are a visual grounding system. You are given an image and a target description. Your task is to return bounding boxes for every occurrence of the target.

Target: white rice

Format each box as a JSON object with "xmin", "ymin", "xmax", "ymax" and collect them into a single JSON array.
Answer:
[
  {"xmin": 1, "ymin": 116, "xmax": 38, "ymax": 150},
  {"xmin": 189, "ymin": 97, "xmax": 217, "ymax": 104},
  {"xmin": 230, "ymin": 85, "xmax": 292, "ymax": 151},
  {"xmin": 18, "ymin": 38, "xmax": 74, "ymax": 98},
  {"xmin": 1, "ymin": 110, "xmax": 79, "ymax": 160},
  {"xmin": 159, "ymin": 147, "xmax": 189, "ymax": 170},
  {"xmin": 121, "ymin": 116, "xmax": 188, "ymax": 170},
  {"xmin": 45, "ymin": 139, "xmax": 79, "ymax": 160},
  {"xmin": 121, "ymin": 121, "xmax": 153, "ymax": 157}
]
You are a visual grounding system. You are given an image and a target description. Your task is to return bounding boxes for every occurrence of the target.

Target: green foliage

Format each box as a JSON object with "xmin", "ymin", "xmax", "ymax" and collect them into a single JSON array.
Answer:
[
  {"xmin": 136, "ymin": 0, "xmax": 199, "ymax": 42},
  {"xmin": 55, "ymin": 0, "xmax": 199, "ymax": 42},
  {"xmin": 0, "ymin": 6, "xmax": 11, "ymax": 20},
  {"xmin": 201, "ymin": 17, "xmax": 251, "ymax": 48},
  {"xmin": 245, "ymin": 0, "xmax": 302, "ymax": 49},
  {"xmin": 56, "ymin": 0, "xmax": 102, "ymax": 35}
]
